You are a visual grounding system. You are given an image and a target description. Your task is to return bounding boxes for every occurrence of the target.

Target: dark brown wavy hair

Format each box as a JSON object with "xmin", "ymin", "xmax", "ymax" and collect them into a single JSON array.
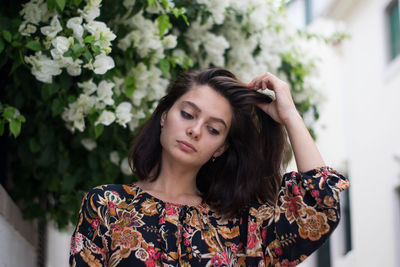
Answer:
[{"xmin": 129, "ymin": 68, "xmax": 287, "ymax": 218}]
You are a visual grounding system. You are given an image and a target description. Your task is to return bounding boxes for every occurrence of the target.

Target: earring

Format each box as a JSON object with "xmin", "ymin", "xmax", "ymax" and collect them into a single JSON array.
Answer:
[{"xmin": 212, "ymin": 156, "xmax": 216, "ymax": 162}]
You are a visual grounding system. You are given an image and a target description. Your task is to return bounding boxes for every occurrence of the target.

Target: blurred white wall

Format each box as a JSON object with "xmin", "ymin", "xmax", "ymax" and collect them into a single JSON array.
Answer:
[
  {"xmin": 0, "ymin": 185, "xmax": 37, "ymax": 267},
  {"xmin": 287, "ymin": 0, "xmax": 400, "ymax": 266}
]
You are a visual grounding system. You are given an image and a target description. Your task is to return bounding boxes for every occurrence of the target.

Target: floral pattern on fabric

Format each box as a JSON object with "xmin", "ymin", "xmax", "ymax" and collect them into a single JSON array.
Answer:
[{"xmin": 69, "ymin": 166, "xmax": 349, "ymax": 266}]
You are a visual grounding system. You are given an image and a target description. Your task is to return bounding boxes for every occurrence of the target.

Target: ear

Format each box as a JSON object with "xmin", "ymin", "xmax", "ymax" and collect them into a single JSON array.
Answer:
[
  {"xmin": 160, "ymin": 111, "xmax": 167, "ymax": 127},
  {"xmin": 213, "ymin": 142, "xmax": 229, "ymax": 158}
]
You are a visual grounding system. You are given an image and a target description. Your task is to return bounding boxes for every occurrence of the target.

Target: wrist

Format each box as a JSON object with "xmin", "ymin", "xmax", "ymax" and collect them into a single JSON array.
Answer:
[{"xmin": 281, "ymin": 109, "xmax": 302, "ymax": 127}]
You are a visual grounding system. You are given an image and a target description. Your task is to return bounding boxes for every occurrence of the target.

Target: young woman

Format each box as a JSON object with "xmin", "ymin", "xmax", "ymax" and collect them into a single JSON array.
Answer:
[{"xmin": 69, "ymin": 68, "xmax": 349, "ymax": 266}]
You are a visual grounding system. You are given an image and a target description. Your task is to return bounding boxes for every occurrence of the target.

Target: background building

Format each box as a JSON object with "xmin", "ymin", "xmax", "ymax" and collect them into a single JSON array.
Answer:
[{"xmin": 286, "ymin": 0, "xmax": 400, "ymax": 266}]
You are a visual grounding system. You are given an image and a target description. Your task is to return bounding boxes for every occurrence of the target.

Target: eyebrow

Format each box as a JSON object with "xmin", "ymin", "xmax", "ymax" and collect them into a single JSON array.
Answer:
[{"xmin": 181, "ymin": 101, "xmax": 228, "ymax": 129}]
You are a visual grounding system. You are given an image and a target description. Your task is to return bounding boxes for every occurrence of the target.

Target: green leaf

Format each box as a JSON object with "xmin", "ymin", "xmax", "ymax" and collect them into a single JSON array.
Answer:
[
  {"xmin": 2, "ymin": 30, "xmax": 12, "ymax": 43},
  {"xmin": 3, "ymin": 106, "xmax": 15, "ymax": 119},
  {"xmin": 157, "ymin": 14, "xmax": 171, "ymax": 37},
  {"xmin": 0, "ymin": 39, "xmax": 4, "ymax": 54},
  {"xmin": 9, "ymin": 119, "xmax": 21, "ymax": 138},
  {"xmin": 147, "ymin": 0, "xmax": 156, "ymax": 6},
  {"xmin": 0, "ymin": 120, "xmax": 4, "ymax": 136},
  {"xmin": 124, "ymin": 76, "xmax": 136, "ymax": 97},
  {"xmin": 73, "ymin": 0, "xmax": 83, "ymax": 6},
  {"xmin": 41, "ymin": 84, "xmax": 60, "ymax": 101},
  {"xmin": 26, "ymin": 40, "xmax": 42, "ymax": 51},
  {"xmin": 47, "ymin": 0, "xmax": 57, "ymax": 10},
  {"xmin": 29, "ymin": 138, "xmax": 41, "ymax": 153},
  {"xmin": 11, "ymin": 41, "xmax": 22, "ymax": 47},
  {"xmin": 91, "ymin": 45, "xmax": 100, "ymax": 55},
  {"xmin": 159, "ymin": 58, "xmax": 170, "ymax": 77},
  {"xmin": 72, "ymin": 43, "xmax": 84, "ymax": 54},
  {"xmin": 51, "ymin": 98, "xmax": 64, "ymax": 117},
  {"xmin": 161, "ymin": 0, "xmax": 168, "ymax": 9},
  {"xmin": 56, "ymin": 0, "xmax": 66, "ymax": 11},
  {"xmin": 84, "ymin": 35, "xmax": 95, "ymax": 44},
  {"xmin": 172, "ymin": 7, "xmax": 186, "ymax": 18},
  {"xmin": 95, "ymin": 124, "xmax": 104, "ymax": 138},
  {"xmin": 17, "ymin": 115, "xmax": 26, "ymax": 123}
]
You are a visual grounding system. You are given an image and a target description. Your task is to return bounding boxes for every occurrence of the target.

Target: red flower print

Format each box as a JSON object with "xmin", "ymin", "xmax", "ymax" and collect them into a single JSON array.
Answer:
[
  {"xmin": 91, "ymin": 218, "xmax": 100, "ymax": 230},
  {"xmin": 184, "ymin": 238, "xmax": 191, "ymax": 246},
  {"xmin": 292, "ymin": 185, "xmax": 301, "ymax": 195},
  {"xmin": 247, "ymin": 234, "xmax": 257, "ymax": 249},
  {"xmin": 210, "ymin": 255, "xmax": 223, "ymax": 267},
  {"xmin": 311, "ymin": 190, "xmax": 319, "ymax": 197},
  {"xmin": 249, "ymin": 222, "xmax": 257, "ymax": 232},
  {"xmin": 145, "ymin": 258, "xmax": 156, "ymax": 267},
  {"xmin": 165, "ymin": 204, "xmax": 178, "ymax": 216},
  {"xmin": 274, "ymin": 247, "xmax": 283, "ymax": 256},
  {"xmin": 70, "ymin": 232, "xmax": 84, "ymax": 254}
]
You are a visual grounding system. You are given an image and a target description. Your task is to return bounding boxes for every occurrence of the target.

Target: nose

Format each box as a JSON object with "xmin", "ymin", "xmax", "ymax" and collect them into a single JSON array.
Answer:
[{"xmin": 187, "ymin": 123, "xmax": 201, "ymax": 140}]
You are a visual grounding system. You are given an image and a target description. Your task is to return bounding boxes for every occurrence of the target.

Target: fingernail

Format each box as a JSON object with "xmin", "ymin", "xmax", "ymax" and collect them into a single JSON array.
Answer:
[{"xmin": 248, "ymin": 82, "xmax": 252, "ymax": 87}]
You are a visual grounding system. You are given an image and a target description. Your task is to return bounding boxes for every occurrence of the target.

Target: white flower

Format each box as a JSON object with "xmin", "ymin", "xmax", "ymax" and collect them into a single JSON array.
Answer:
[
  {"xmin": 78, "ymin": 79, "xmax": 97, "ymax": 95},
  {"xmin": 162, "ymin": 35, "xmax": 177, "ymax": 49},
  {"xmin": 81, "ymin": 138, "xmax": 97, "ymax": 151},
  {"xmin": 76, "ymin": 94, "xmax": 96, "ymax": 114},
  {"xmin": 116, "ymin": 102, "xmax": 132, "ymax": 127},
  {"xmin": 123, "ymin": 0, "xmax": 136, "ymax": 9},
  {"xmin": 93, "ymin": 53, "xmax": 115, "ymax": 74},
  {"xmin": 128, "ymin": 109, "xmax": 146, "ymax": 131},
  {"xmin": 119, "ymin": 12, "xmax": 163, "ymax": 59},
  {"xmin": 18, "ymin": 22, "xmax": 37, "ymax": 36},
  {"xmin": 95, "ymin": 110, "xmax": 115, "ymax": 126},
  {"xmin": 109, "ymin": 151, "xmax": 120, "ymax": 165},
  {"xmin": 97, "ymin": 80, "xmax": 115, "ymax": 105},
  {"xmin": 67, "ymin": 17, "xmax": 84, "ymax": 40},
  {"xmin": 40, "ymin": 15, "xmax": 62, "ymax": 38},
  {"xmin": 84, "ymin": 21, "xmax": 116, "ymax": 53},
  {"xmin": 172, "ymin": 49, "xmax": 185, "ymax": 65},
  {"xmin": 67, "ymin": 58, "xmax": 83, "ymax": 76},
  {"xmin": 24, "ymin": 51, "xmax": 62, "ymax": 83},
  {"xmin": 50, "ymin": 36, "xmax": 71, "ymax": 59},
  {"xmin": 56, "ymin": 56, "xmax": 73, "ymax": 68},
  {"xmin": 130, "ymin": 63, "xmax": 168, "ymax": 106},
  {"xmin": 197, "ymin": 0, "xmax": 229, "ymax": 24},
  {"xmin": 88, "ymin": 0, "xmax": 102, "ymax": 6},
  {"xmin": 20, "ymin": 0, "xmax": 44, "ymax": 25},
  {"xmin": 112, "ymin": 76, "xmax": 125, "ymax": 96},
  {"xmin": 78, "ymin": 5, "xmax": 100, "ymax": 22},
  {"xmin": 73, "ymin": 117, "xmax": 85, "ymax": 132},
  {"xmin": 120, "ymin": 157, "xmax": 132, "ymax": 176}
]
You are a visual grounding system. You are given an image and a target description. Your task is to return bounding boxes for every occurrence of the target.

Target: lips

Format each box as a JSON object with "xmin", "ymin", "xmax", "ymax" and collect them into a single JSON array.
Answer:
[{"xmin": 177, "ymin": 140, "xmax": 197, "ymax": 152}]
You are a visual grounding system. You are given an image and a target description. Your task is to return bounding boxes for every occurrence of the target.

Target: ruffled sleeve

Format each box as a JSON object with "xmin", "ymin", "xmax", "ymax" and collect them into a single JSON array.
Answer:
[
  {"xmin": 262, "ymin": 166, "xmax": 349, "ymax": 266},
  {"xmin": 69, "ymin": 187, "xmax": 110, "ymax": 267}
]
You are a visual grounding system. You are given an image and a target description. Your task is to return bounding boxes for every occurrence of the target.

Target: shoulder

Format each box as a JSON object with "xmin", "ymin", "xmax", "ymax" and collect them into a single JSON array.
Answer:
[{"xmin": 81, "ymin": 184, "xmax": 142, "ymax": 209}]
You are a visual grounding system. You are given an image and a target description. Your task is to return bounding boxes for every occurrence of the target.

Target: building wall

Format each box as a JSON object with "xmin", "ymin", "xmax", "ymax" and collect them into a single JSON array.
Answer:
[
  {"xmin": 288, "ymin": 0, "xmax": 400, "ymax": 266},
  {"xmin": 0, "ymin": 185, "xmax": 37, "ymax": 267}
]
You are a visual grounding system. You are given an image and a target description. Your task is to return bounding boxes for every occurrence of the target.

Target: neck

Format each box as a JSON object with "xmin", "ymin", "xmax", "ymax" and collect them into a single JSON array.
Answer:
[{"xmin": 148, "ymin": 150, "xmax": 201, "ymax": 197}]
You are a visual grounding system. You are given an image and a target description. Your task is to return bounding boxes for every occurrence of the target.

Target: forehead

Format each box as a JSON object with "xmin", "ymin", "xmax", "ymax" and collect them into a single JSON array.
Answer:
[{"xmin": 176, "ymin": 85, "xmax": 232, "ymax": 126}]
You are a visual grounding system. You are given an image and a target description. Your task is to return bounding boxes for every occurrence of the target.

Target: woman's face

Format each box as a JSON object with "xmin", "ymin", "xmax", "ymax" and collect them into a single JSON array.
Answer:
[{"xmin": 160, "ymin": 85, "xmax": 232, "ymax": 167}]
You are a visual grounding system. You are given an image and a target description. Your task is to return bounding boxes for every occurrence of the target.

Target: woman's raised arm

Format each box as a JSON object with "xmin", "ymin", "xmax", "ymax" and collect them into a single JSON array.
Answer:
[{"xmin": 248, "ymin": 72, "xmax": 324, "ymax": 172}]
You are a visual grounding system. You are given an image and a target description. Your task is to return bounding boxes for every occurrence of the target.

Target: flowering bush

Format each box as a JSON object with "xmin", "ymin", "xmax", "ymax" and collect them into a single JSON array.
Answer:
[{"xmin": 0, "ymin": 0, "xmax": 346, "ymax": 227}]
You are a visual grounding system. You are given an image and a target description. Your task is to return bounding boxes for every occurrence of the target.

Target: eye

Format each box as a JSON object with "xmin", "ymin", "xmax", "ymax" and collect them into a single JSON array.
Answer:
[
  {"xmin": 181, "ymin": 110, "xmax": 193, "ymax": 119},
  {"xmin": 207, "ymin": 126, "xmax": 220, "ymax": 135}
]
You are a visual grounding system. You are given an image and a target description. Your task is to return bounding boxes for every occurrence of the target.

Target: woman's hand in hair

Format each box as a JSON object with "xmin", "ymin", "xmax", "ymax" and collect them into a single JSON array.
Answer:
[
  {"xmin": 248, "ymin": 72, "xmax": 299, "ymax": 125},
  {"xmin": 249, "ymin": 72, "xmax": 325, "ymax": 172}
]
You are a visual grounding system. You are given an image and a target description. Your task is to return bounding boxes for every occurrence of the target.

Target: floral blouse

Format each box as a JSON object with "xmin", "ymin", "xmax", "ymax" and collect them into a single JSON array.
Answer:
[{"xmin": 69, "ymin": 166, "xmax": 349, "ymax": 267}]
